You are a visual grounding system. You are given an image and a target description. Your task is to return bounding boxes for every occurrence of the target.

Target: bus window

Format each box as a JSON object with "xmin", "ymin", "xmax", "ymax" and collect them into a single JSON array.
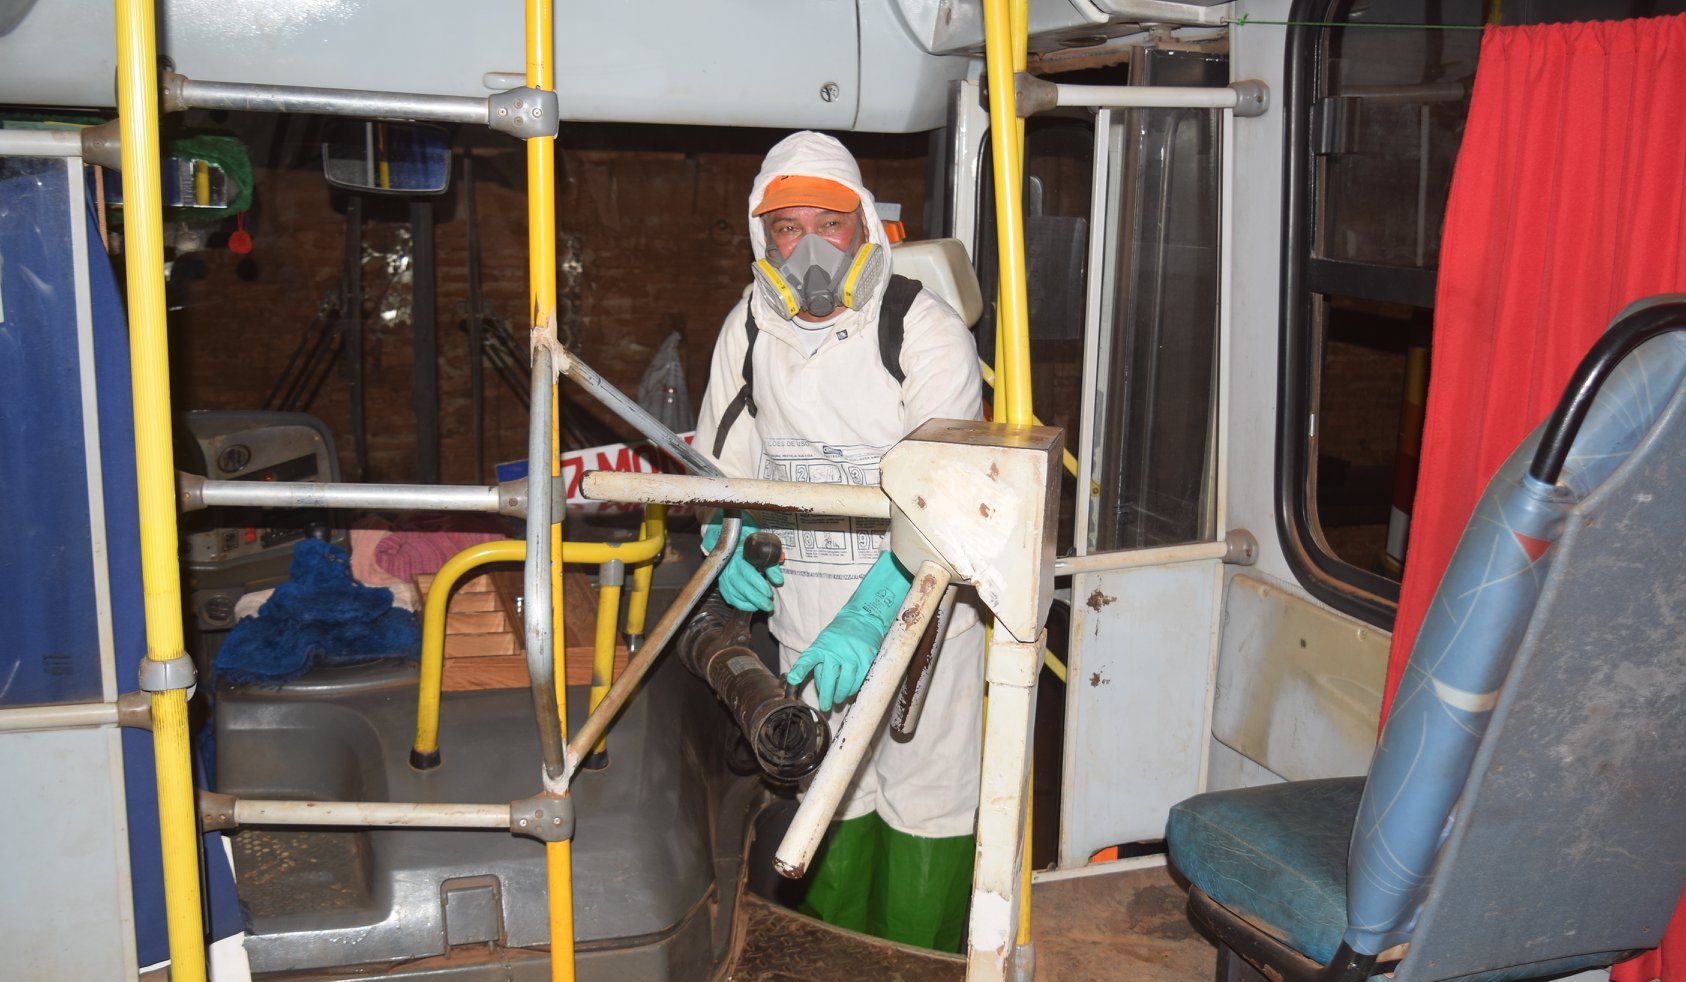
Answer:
[
  {"xmin": 1279, "ymin": 0, "xmax": 1680, "ymax": 625},
  {"xmin": 1088, "ymin": 47, "xmax": 1225, "ymax": 552}
]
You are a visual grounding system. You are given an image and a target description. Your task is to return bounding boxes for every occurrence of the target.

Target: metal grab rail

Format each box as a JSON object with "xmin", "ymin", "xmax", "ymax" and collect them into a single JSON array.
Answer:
[
  {"xmin": 579, "ymin": 470, "xmax": 891, "ymax": 519},
  {"xmin": 179, "ymin": 473, "xmax": 516, "ymax": 515},
  {"xmin": 161, "ymin": 73, "xmax": 559, "ymax": 141},
  {"xmin": 1016, "ymin": 73, "xmax": 1271, "ymax": 118},
  {"xmin": 409, "ymin": 518, "xmax": 668, "ymax": 770},
  {"xmin": 1053, "ymin": 530, "xmax": 1260, "ymax": 577}
]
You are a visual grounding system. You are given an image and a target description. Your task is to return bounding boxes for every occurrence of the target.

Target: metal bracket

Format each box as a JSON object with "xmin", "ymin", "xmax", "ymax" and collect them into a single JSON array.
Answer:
[
  {"xmin": 1231, "ymin": 80, "xmax": 1269, "ymax": 118},
  {"xmin": 80, "ymin": 119, "xmax": 123, "ymax": 170},
  {"xmin": 599, "ymin": 559, "xmax": 625, "ymax": 588},
  {"xmin": 116, "ymin": 690, "xmax": 153, "ymax": 730},
  {"xmin": 160, "ymin": 71, "xmax": 187, "ymax": 114},
  {"xmin": 1015, "ymin": 73, "xmax": 1059, "ymax": 117},
  {"xmin": 138, "ymin": 654, "xmax": 197, "ymax": 695},
  {"xmin": 509, "ymin": 793, "xmax": 573, "ymax": 843},
  {"xmin": 488, "ymin": 87, "xmax": 560, "ymax": 139},
  {"xmin": 497, "ymin": 476, "xmax": 528, "ymax": 518},
  {"xmin": 1223, "ymin": 529, "xmax": 1260, "ymax": 566},
  {"xmin": 176, "ymin": 471, "xmax": 207, "ymax": 513},
  {"xmin": 198, "ymin": 790, "xmax": 238, "ymax": 832}
]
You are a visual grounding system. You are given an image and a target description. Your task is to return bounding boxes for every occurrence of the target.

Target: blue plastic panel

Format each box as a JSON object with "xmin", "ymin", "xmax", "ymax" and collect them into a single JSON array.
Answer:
[{"xmin": 0, "ymin": 158, "xmax": 104, "ymax": 707}]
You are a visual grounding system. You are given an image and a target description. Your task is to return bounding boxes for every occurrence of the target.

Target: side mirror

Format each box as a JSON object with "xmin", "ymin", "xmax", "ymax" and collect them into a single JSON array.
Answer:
[{"xmin": 321, "ymin": 121, "xmax": 452, "ymax": 196}]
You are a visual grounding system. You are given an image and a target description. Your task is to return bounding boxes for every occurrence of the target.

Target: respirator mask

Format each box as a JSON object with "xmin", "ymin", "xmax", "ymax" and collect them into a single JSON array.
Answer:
[{"xmin": 752, "ymin": 227, "xmax": 884, "ymax": 321}]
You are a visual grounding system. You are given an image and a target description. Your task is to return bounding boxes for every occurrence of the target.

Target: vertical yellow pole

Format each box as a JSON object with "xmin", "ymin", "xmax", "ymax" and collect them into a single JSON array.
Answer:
[
  {"xmin": 114, "ymin": 0, "xmax": 207, "ymax": 977},
  {"xmin": 983, "ymin": 0, "xmax": 1035, "ymax": 425},
  {"xmin": 584, "ymin": 560, "xmax": 624, "ymax": 765},
  {"xmin": 523, "ymin": 0, "xmax": 575, "ymax": 977},
  {"xmin": 623, "ymin": 504, "xmax": 665, "ymax": 646}
]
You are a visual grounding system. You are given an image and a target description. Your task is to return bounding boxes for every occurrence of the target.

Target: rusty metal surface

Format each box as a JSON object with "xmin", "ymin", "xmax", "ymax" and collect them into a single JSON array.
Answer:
[
  {"xmin": 230, "ymin": 828, "xmax": 371, "ymax": 919},
  {"xmin": 727, "ymin": 893, "xmax": 965, "ymax": 982}
]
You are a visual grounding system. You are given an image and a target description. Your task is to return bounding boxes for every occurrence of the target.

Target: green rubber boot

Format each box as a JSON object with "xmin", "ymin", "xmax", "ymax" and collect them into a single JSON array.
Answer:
[
  {"xmin": 868, "ymin": 825, "xmax": 976, "ymax": 953},
  {"xmin": 796, "ymin": 812, "xmax": 885, "ymax": 934}
]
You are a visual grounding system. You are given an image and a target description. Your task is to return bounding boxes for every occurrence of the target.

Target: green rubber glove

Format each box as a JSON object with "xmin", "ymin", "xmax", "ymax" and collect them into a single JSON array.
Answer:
[
  {"xmin": 787, "ymin": 551, "xmax": 913, "ymax": 711},
  {"xmin": 700, "ymin": 512, "xmax": 784, "ymax": 613}
]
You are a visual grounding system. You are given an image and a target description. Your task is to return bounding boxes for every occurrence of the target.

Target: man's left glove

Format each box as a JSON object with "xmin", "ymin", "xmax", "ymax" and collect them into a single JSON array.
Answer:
[
  {"xmin": 701, "ymin": 512, "xmax": 784, "ymax": 613},
  {"xmin": 787, "ymin": 551, "xmax": 912, "ymax": 711}
]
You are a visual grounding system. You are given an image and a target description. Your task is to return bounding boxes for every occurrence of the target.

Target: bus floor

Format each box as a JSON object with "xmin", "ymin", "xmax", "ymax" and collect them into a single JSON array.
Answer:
[{"xmin": 728, "ymin": 860, "xmax": 1218, "ymax": 980}]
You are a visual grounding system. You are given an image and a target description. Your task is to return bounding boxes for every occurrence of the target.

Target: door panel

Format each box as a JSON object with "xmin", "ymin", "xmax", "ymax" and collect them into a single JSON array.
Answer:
[
  {"xmin": 1061, "ymin": 561, "xmax": 1221, "ymax": 864},
  {"xmin": 1212, "ymin": 573, "xmax": 1387, "ymax": 785}
]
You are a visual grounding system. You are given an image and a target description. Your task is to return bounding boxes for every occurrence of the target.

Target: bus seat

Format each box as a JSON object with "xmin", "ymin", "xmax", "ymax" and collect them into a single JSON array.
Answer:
[{"xmin": 1166, "ymin": 299, "xmax": 1686, "ymax": 982}]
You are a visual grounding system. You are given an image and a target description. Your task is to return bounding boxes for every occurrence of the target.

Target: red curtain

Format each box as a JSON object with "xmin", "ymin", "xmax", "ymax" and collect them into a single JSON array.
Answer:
[{"xmin": 1375, "ymin": 15, "xmax": 1686, "ymax": 980}]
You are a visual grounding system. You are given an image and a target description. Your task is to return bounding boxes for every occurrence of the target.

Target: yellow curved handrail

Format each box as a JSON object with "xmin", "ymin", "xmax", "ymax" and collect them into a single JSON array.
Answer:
[
  {"xmin": 623, "ymin": 504, "xmax": 666, "ymax": 642},
  {"xmin": 410, "ymin": 516, "xmax": 667, "ymax": 762}
]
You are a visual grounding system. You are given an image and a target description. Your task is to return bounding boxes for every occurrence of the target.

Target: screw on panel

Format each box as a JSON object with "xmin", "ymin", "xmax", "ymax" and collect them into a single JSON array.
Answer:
[{"xmin": 820, "ymin": 82, "xmax": 841, "ymax": 103}]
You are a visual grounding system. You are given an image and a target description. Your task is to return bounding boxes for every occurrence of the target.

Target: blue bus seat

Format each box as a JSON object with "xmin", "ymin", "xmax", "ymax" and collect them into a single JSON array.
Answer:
[{"xmin": 1168, "ymin": 299, "xmax": 1686, "ymax": 982}]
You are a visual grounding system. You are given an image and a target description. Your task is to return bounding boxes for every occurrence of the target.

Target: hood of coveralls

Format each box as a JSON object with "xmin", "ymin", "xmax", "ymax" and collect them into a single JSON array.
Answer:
[{"xmin": 747, "ymin": 131, "xmax": 893, "ymax": 328}]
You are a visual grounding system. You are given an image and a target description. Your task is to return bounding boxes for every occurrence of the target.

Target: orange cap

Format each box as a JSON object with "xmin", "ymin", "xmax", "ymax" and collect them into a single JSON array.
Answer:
[{"xmin": 753, "ymin": 175, "xmax": 861, "ymax": 216}]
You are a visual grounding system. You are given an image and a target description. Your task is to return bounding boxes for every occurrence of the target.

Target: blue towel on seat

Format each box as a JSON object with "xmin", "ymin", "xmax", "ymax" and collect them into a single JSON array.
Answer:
[{"xmin": 215, "ymin": 538, "xmax": 420, "ymax": 684}]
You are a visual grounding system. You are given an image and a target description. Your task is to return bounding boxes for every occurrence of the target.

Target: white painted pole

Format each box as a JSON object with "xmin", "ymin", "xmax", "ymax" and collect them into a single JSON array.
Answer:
[
  {"xmin": 967, "ymin": 630, "xmax": 1043, "ymax": 979},
  {"xmin": 773, "ymin": 561, "xmax": 952, "ymax": 878},
  {"xmin": 580, "ymin": 469, "xmax": 891, "ymax": 520},
  {"xmin": 233, "ymin": 799, "xmax": 510, "ymax": 829},
  {"xmin": 1054, "ymin": 540, "xmax": 1229, "ymax": 577}
]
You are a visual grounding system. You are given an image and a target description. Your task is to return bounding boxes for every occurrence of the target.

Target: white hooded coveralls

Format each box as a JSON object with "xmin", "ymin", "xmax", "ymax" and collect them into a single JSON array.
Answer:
[{"xmin": 694, "ymin": 131, "xmax": 985, "ymax": 839}]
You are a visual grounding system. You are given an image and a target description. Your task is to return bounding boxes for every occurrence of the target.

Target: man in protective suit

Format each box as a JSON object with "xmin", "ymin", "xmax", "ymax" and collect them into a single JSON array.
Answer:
[{"xmin": 694, "ymin": 131, "xmax": 986, "ymax": 952}]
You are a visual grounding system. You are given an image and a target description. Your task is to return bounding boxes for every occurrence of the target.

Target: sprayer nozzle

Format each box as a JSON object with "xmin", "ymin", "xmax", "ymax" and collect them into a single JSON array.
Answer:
[{"xmin": 753, "ymin": 702, "xmax": 829, "ymax": 781}]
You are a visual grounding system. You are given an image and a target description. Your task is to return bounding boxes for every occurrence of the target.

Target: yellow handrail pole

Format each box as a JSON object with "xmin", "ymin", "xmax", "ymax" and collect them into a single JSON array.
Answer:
[
  {"xmin": 623, "ymin": 504, "xmax": 667, "ymax": 647},
  {"xmin": 410, "ymin": 535, "xmax": 667, "ymax": 763},
  {"xmin": 521, "ymin": 0, "xmax": 575, "ymax": 975},
  {"xmin": 987, "ymin": 0, "xmax": 1033, "ymax": 424},
  {"xmin": 114, "ymin": 0, "xmax": 208, "ymax": 976},
  {"xmin": 1008, "ymin": 0, "xmax": 1037, "ymax": 955},
  {"xmin": 979, "ymin": 359, "xmax": 1079, "ymax": 479},
  {"xmin": 584, "ymin": 560, "xmax": 625, "ymax": 766}
]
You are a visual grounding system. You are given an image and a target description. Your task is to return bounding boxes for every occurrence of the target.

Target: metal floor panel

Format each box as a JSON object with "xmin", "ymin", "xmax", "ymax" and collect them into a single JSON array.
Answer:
[
  {"xmin": 230, "ymin": 829, "xmax": 370, "ymax": 919},
  {"xmin": 727, "ymin": 894, "xmax": 966, "ymax": 982},
  {"xmin": 218, "ymin": 648, "xmax": 741, "ymax": 979}
]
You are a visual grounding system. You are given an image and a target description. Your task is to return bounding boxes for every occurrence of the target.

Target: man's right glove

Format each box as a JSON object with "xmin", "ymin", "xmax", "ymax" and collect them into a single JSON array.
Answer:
[
  {"xmin": 786, "ymin": 551, "xmax": 912, "ymax": 711},
  {"xmin": 701, "ymin": 512, "xmax": 784, "ymax": 613}
]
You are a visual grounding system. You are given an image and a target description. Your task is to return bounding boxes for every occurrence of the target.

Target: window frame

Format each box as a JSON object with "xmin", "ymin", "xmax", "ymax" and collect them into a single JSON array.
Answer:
[{"xmin": 1275, "ymin": 0, "xmax": 1405, "ymax": 627}]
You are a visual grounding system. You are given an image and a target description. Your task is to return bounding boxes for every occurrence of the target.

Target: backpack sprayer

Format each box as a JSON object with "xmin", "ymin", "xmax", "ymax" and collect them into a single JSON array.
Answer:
[{"xmin": 677, "ymin": 531, "xmax": 829, "ymax": 782}]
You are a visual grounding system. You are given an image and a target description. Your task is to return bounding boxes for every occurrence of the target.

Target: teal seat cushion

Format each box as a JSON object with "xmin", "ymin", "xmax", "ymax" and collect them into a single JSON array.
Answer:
[
  {"xmin": 1167, "ymin": 778, "xmax": 1623, "ymax": 981},
  {"xmin": 1168, "ymin": 777, "xmax": 1360, "ymax": 966}
]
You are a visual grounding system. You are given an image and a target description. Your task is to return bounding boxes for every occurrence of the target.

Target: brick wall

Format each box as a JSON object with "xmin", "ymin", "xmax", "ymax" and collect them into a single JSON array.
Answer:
[{"xmin": 171, "ymin": 124, "xmax": 929, "ymax": 485}]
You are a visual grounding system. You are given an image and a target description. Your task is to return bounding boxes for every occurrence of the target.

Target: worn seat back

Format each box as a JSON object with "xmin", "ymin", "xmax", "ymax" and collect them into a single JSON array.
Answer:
[{"xmin": 1351, "ymin": 316, "xmax": 1686, "ymax": 978}]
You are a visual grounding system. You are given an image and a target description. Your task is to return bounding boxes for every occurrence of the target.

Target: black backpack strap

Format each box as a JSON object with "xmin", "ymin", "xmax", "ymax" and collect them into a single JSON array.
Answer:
[
  {"xmin": 710, "ymin": 308, "xmax": 760, "ymax": 459},
  {"xmin": 877, "ymin": 274, "xmax": 923, "ymax": 386}
]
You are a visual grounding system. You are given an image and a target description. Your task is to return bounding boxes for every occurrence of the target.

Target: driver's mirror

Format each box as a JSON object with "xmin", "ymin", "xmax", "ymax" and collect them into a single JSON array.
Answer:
[{"xmin": 321, "ymin": 121, "xmax": 452, "ymax": 196}]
